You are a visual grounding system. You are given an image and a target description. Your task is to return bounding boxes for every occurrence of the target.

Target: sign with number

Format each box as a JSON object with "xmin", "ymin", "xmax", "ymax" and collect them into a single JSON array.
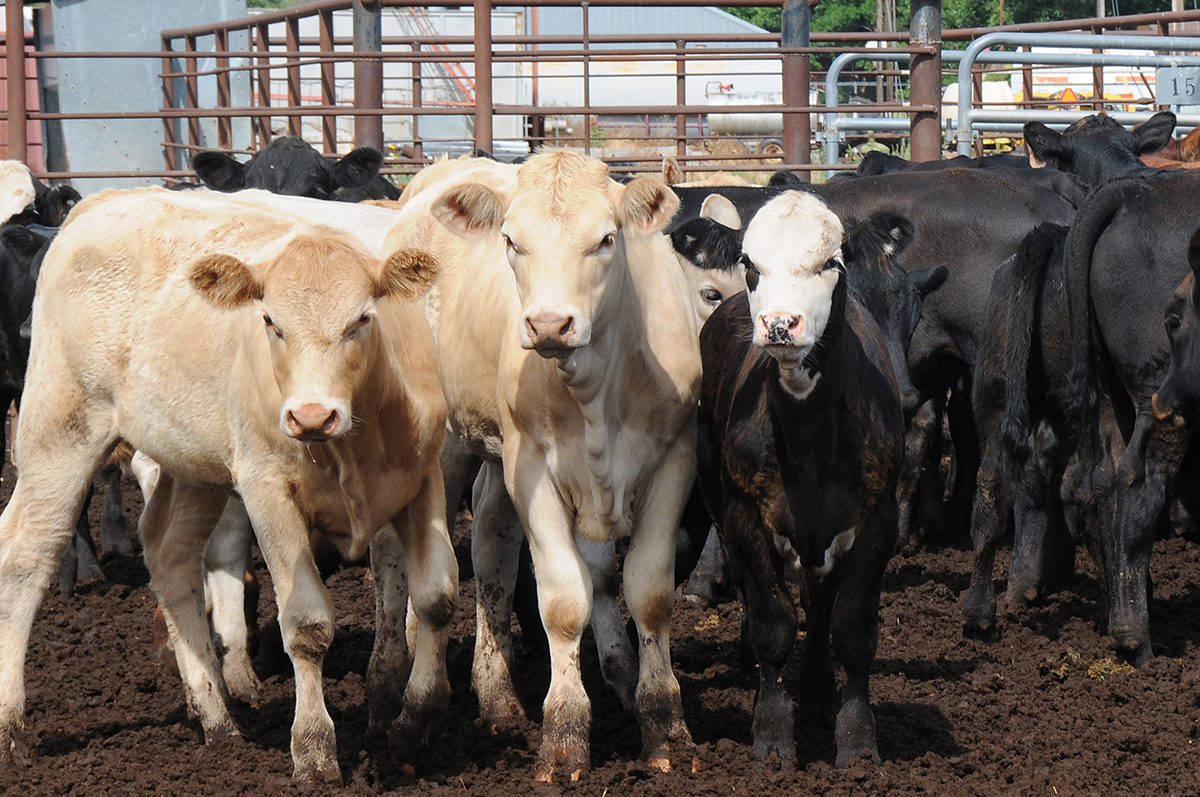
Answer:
[{"xmin": 1158, "ymin": 67, "xmax": 1200, "ymax": 106}]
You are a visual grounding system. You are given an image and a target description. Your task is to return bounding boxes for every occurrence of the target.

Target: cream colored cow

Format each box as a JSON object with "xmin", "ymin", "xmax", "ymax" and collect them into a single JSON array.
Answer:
[
  {"xmin": 0, "ymin": 161, "xmax": 36, "ymax": 224},
  {"xmin": 0, "ymin": 187, "xmax": 457, "ymax": 782},
  {"xmin": 392, "ymin": 150, "xmax": 701, "ymax": 781}
]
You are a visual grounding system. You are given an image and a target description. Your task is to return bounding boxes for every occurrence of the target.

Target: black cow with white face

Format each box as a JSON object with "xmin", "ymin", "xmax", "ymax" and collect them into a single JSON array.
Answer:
[
  {"xmin": 698, "ymin": 191, "xmax": 910, "ymax": 768},
  {"xmin": 192, "ymin": 136, "xmax": 399, "ymax": 201}
]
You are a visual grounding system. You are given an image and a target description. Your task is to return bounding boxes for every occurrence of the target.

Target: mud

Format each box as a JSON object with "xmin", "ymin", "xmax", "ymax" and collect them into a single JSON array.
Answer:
[{"xmin": 3, "ymin": 467, "xmax": 1200, "ymax": 797}]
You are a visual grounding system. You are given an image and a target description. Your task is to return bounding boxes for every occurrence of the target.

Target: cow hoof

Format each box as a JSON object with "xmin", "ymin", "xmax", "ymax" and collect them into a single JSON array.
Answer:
[
  {"xmin": 535, "ymin": 739, "xmax": 590, "ymax": 784},
  {"xmin": 835, "ymin": 745, "xmax": 881, "ymax": 769},
  {"xmin": 293, "ymin": 758, "xmax": 342, "ymax": 784},
  {"xmin": 389, "ymin": 692, "xmax": 449, "ymax": 753},
  {"xmin": 1, "ymin": 721, "xmax": 35, "ymax": 767},
  {"xmin": 292, "ymin": 727, "xmax": 340, "ymax": 784},
  {"xmin": 223, "ymin": 659, "xmax": 263, "ymax": 707},
  {"xmin": 750, "ymin": 734, "xmax": 796, "ymax": 765},
  {"xmin": 203, "ymin": 719, "xmax": 241, "ymax": 747},
  {"xmin": 478, "ymin": 698, "xmax": 526, "ymax": 736},
  {"xmin": 1114, "ymin": 635, "xmax": 1152, "ymax": 667},
  {"xmin": 962, "ymin": 615, "xmax": 998, "ymax": 641}
]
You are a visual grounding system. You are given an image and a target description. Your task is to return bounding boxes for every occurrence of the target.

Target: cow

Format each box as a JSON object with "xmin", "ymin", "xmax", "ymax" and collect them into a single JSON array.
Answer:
[
  {"xmin": 1155, "ymin": 229, "xmax": 1200, "ymax": 422},
  {"xmin": 0, "ymin": 187, "xmax": 457, "ymax": 781},
  {"xmin": 192, "ymin": 136, "xmax": 400, "ymax": 201},
  {"xmin": 390, "ymin": 150, "xmax": 700, "ymax": 781},
  {"xmin": 698, "ymin": 190, "xmax": 906, "ymax": 767}
]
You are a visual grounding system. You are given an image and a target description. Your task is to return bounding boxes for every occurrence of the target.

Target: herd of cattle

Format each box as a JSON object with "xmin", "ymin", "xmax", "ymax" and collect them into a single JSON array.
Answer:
[{"xmin": 0, "ymin": 109, "xmax": 1199, "ymax": 783}]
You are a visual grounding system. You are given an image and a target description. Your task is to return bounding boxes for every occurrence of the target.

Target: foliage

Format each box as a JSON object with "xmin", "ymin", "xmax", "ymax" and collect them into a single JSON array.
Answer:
[{"xmin": 724, "ymin": 1, "xmax": 1176, "ymax": 34}]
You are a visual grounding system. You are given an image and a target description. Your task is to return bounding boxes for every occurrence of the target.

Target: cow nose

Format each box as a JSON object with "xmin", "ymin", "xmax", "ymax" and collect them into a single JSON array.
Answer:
[
  {"xmin": 285, "ymin": 403, "xmax": 340, "ymax": 440},
  {"xmin": 759, "ymin": 312, "xmax": 803, "ymax": 344},
  {"xmin": 525, "ymin": 313, "xmax": 576, "ymax": 348}
]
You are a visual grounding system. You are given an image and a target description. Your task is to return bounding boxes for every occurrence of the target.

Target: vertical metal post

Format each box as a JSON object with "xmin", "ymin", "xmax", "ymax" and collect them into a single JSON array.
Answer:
[
  {"xmin": 162, "ymin": 34, "xmax": 179, "ymax": 171},
  {"xmin": 675, "ymin": 39, "xmax": 686, "ymax": 162},
  {"xmin": 254, "ymin": 23, "xmax": 273, "ymax": 148},
  {"xmin": 184, "ymin": 34, "xmax": 203, "ymax": 150},
  {"xmin": 473, "ymin": 0, "xmax": 493, "ymax": 153},
  {"xmin": 1021, "ymin": 48, "xmax": 1033, "ymax": 112},
  {"xmin": 582, "ymin": 1, "xmax": 591, "ymax": 154},
  {"xmin": 411, "ymin": 41, "xmax": 422, "ymax": 161},
  {"xmin": 215, "ymin": 29, "xmax": 232, "ymax": 149},
  {"xmin": 318, "ymin": 9, "xmax": 337, "ymax": 151},
  {"xmin": 285, "ymin": 17, "xmax": 302, "ymax": 137},
  {"xmin": 781, "ymin": 0, "xmax": 810, "ymax": 180},
  {"xmin": 353, "ymin": 0, "xmax": 384, "ymax": 151},
  {"xmin": 5, "ymin": 0, "xmax": 26, "ymax": 163},
  {"xmin": 909, "ymin": 0, "xmax": 942, "ymax": 162}
]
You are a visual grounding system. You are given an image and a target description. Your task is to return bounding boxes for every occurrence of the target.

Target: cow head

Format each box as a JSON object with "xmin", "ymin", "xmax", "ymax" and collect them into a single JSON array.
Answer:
[
  {"xmin": 1024, "ymin": 111, "xmax": 1175, "ymax": 187},
  {"xmin": 0, "ymin": 161, "xmax": 35, "ymax": 225},
  {"xmin": 430, "ymin": 150, "xmax": 678, "ymax": 356},
  {"xmin": 840, "ymin": 213, "xmax": 944, "ymax": 414},
  {"xmin": 188, "ymin": 232, "xmax": 436, "ymax": 442},
  {"xmin": 1153, "ymin": 228, "xmax": 1200, "ymax": 425},
  {"xmin": 668, "ymin": 194, "xmax": 747, "ymax": 325},
  {"xmin": 192, "ymin": 137, "xmax": 386, "ymax": 200},
  {"xmin": 741, "ymin": 191, "xmax": 845, "ymax": 368}
]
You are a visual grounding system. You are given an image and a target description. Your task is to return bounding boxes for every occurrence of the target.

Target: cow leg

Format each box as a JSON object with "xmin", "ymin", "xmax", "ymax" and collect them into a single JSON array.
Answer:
[
  {"xmin": 963, "ymin": 426, "xmax": 1016, "ymax": 639},
  {"xmin": 387, "ymin": 469, "xmax": 458, "ymax": 755},
  {"xmin": 57, "ymin": 486, "xmax": 105, "ymax": 597},
  {"xmin": 366, "ymin": 524, "xmax": 410, "ymax": 734},
  {"xmin": 97, "ymin": 462, "xmax": 135, "ymax": 558},
  {"xmin": 440, "ymin": 431, "xmax": 480, "ymax": 524},
  {"xmin": 722, "ymin": 500, "xmax": 798, "ymax": 763},
  {"xmin": 798, "ymin": 576, "xmax": 837, "ymax": 727},
  {"xmin": 947, "ymin": 384, "xmax": 979, "ymax": 541},
  {"xmin": 1107, "ymin": 411, "xmax": 1190, "ymax": 665},
  {"xmin": 830, "ymin": 508, "xmax": 893, "ymax": 768},
  {"xmin": 915, "ymin": 396, "xmax": 949, "ymax": 543},
  {"xmin": 204, "ymin": 495, "xmax": 260, "ymax": 705},
  {"xmin": 580, "ymin": 537, "xmax": 637, "ymax": 710},
  {"xmin": 238, "ymin": 482, "xmax": 339, "ymax": 783},
  {"xmin": 895, "ymin": 398, "xmax": 938, "ymax": 550},
  {"xmin": 0, "ymin": 388, "xmax": 116, "ymax": 768},
  {"xmin": 140, "ymin": 474, "xmax": 237, "ymax": 743},
  {"xmin": 685, "ymin": 525, "xmax": 731, "ymax": 605},
  {"xmin": 1006, "ymin": 423, "xmax": 1075, "ymax": 609},
  {"xmin": 507, "ymin": 455, "xmax": 592, "ymax": 783},
  {"xmin": 469, "ymin": 461, "xmax": 527, "ymax": 732}
]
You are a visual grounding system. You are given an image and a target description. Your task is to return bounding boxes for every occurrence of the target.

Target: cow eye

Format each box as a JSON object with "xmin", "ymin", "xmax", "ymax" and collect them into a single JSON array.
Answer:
[
  {"xmin": 1166, "ymin": 314, "xmax": 1182, "ymax": 336},
  {"xmin": 740, "ymin": 256, "xmax": 760, "ymax": 291},
  {"xmin": 592, "ymin": 232, "xmax": 616, "ymax": 254},
  {"xmin": 346, "ymin": 313, "xmax": 372, "ymax": 339},
  {"xmin": 263, "ymin": 315, "xmax": 284, "ymax": 340},
  {"xmin": 503, "ymin": 234, "xmax": 523, "ymax": 256},
  {"xmin": 700, "ymin": 288, "xmax": 723, "ymax": 306},
  {"xmin": 824, "ymin": 256, "xmax": 842, "ymax": 272}
]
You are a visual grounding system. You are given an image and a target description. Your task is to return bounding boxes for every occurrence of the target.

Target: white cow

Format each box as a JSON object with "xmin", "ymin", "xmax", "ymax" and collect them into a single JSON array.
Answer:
[
  {"xmin": 389, "ymin": 150, "xmax": 701, "ymax": 782},
  {"xmin": 0, "ymin": 187, "xmax": 457, "ymax": 782}
]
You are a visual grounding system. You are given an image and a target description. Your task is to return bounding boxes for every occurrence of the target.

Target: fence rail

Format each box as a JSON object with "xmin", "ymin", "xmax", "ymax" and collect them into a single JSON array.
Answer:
[{"xmin": 5, "ymin": 0, "xmax": 1200, "ymax": 185}]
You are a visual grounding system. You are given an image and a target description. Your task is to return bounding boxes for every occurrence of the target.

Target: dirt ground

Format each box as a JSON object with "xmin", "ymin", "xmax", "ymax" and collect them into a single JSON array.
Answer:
[{"xmin": 4, "ymin": 466, "xmax": 1200, "ymax": 797}]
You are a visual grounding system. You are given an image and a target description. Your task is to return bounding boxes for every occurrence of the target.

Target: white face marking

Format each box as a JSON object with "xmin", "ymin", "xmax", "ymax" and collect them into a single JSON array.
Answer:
[
  {"xmin": 815, "ymin": 527, "xmax": 857, "ymax": 577},
  {"xmin": 742, "ymin": 192, "xmax": 842, "ymax": 371}
]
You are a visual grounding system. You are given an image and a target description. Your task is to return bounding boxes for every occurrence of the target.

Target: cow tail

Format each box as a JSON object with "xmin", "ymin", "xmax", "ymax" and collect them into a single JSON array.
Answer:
[
  {"xmin": 1000, "ymin": 223, "xmax": 1059, "ymax": 468},
  {"xmin": 1064, "ymin": 180, "xmax": 1136, "ymax": 443}
]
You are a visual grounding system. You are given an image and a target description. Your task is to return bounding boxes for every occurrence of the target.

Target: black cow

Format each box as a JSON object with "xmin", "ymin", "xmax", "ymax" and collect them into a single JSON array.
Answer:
[
  {"xmin": 191, "ymin": 136, "xmax": 399, "ymax": 201},
  {"xmin": 1155, "ymin": 230, "xmax": 1200, "ymax": 422},
  {"xmin": 698, "ymin": 192, "xmax": 908, "ymax": 767}
]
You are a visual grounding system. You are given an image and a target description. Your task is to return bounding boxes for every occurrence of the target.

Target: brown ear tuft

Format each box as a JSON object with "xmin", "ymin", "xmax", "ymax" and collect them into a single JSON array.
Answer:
[
  {"xmin": 189, "ymin": 253, "xmax": 263, "ymax": 308},
  {"xmin": 431, "ymin": 183, "xmax": 506, "ymax": 239},
  {"xmin": 617, "ymin": 177, "xmax": 680, "ymax": 234},
  {"xmin": 374, "ymin": 249, "xmax": 439, "ymax": 301}
]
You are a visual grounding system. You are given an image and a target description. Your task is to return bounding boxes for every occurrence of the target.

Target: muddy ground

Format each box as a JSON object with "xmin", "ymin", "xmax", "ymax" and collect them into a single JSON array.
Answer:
[{"xmin": 3, "ymin": 466, "xmax": 1200, "ymax": 797}]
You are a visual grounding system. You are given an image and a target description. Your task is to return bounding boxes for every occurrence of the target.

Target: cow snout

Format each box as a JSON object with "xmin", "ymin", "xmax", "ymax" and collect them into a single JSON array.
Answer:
[
  {"xmin": 525, "ymin": 313, "xmax": 577, "ymax": 350},
  {"xmin": 284, "ymin": 403, "xmax": 341, "ymax": 441},
  {"xmin": 759, "ymin": 312, "xmax": 804, "ymax": 345}
]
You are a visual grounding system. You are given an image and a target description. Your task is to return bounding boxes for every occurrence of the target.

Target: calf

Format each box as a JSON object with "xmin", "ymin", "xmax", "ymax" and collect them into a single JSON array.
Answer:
[
  {"xmin": 192, "ymin": 136, "xmax": 398, "ymax": 201},
  {"xmin": 698, "ymin": 191, "xmax": 905, "ymax": 766},
  {"xmin": 399, "ymin": 150, "xmax": 700, "ymax": 781},
  {"xmin": 0, "ymin": 188, "xmax": 457, "ymax": 781}
]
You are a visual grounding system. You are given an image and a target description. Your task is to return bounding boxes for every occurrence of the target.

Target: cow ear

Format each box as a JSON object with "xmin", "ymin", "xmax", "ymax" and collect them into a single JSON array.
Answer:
[
  {"xmin": 432, "ymin": 183, "xmax": 507, "ymax": 239},
  {"xmin": 34, "ymin": 185, "xmax": 80, "ymax": 226},
  {"xmin": 1023, "ymin": 122, "xmax": 1068, "ymax": 168},
  {"xmin": 0, "ymin": 224, "xmax": 51, "ymax": 270},
  {"xmin": 699, "ymin": 193, "xmax": 742, "ymax": 230},
  {"xmin": 192, "ymin": 151, "xmax": 246, "ymax": 192},
  {"xmin": 661, "ymin": 156, "xmax": 684, "ymax": 186},
  {"xmin": 1134, "ymin": 111, "xmax": 1177, "ymax": 155},
  {"xmin": 332, "ymin": 147, "xmax": 384, "ymax": 189},
  {"xmin": 617, "ymin": 177, "xmax": 679, "ymax": 234},
  {"xmin": 1180, "ymin": 127, "xmax": 1200, "ymax": 163},
  {"xmin": 909, "ymin": 266, "xmax": 948, "ymax": 298},
  {"xmin": 374, "ymin": 249, "xmax": 438, "ymax": 302},
  {"xmin": 189, "ymin": 253, "xmax": 263, "ymax": 308}
]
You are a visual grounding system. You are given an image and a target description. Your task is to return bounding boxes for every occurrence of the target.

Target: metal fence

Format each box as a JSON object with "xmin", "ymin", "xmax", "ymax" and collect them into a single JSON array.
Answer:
[{"xmin": 5, "ymin": 0, "xmax": 1200, "ymax": 185}]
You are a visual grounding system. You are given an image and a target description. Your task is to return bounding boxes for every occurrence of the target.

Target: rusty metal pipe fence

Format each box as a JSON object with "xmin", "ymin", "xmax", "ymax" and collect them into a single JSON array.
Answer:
[{"xmin": 5, "ymin": 0, "xmax": 1200, "ymax": 184}]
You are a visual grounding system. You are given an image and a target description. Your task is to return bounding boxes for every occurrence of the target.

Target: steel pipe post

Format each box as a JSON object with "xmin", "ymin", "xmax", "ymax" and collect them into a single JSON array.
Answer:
[
  {"xmin": 474, "ymin": 0, "xmax": 493, "ymax": 153},
  {"xmin": 909, "ymin": 0, "xmax": 942, "ymax": 161},
  {"xmin": 353, "ymin": 0, "xmax": 384, "ymax": 151},
  {"xmin": 781, "ymin": 0, "xmax": 811, "ymax": 181}
]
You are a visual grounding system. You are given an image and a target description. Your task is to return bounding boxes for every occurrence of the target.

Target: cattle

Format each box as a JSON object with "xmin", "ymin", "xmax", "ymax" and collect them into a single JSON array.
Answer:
[
  {"xmin": 390, "ymin": 150, "xmax": 699, "ymax": 781},
  {"xmin": 698, "ymin": 191, "xmax": 906, "ymax": 767},
  {"xmin": 0, "ymin": 187, "xmax": 457, "ymax": 781},
  {"xmin": 0, "ymin": 162, "xmax": 36, "ymax": 224},
  {"xmin": 192, "ymin": 136, "xmax": 399, "ymax": 201},
  {"xmin": 1155, "ymin": 230, "xmax": 1200, "ymax": 422}
]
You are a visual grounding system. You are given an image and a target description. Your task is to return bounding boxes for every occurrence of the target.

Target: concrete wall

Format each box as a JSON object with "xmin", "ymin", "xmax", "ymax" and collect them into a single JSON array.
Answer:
[{"xmin": 50, "ymin": 0, "xmax": 247, "ymax": 193}]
